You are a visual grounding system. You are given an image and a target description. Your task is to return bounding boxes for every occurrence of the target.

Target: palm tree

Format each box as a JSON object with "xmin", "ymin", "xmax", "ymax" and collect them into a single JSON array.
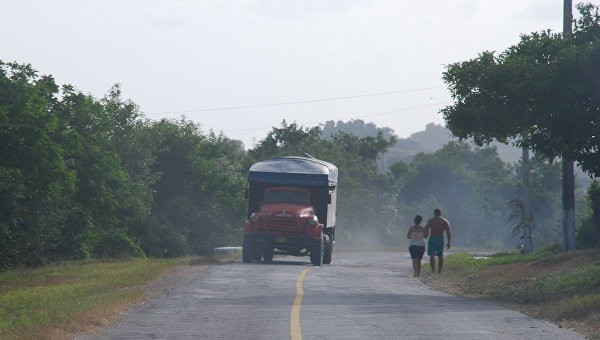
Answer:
[{"xmin": 508, "ymin": 198, "xmax": 534, "ymax": 253}]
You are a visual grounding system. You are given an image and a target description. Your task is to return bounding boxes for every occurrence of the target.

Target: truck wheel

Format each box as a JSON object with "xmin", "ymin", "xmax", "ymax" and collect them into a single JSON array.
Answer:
[
  {"xmin": 263, "ymin": 247, "xmax": 274, "ymax": 262},
  {"xmin": 323, "ymin": 239, "xmax": 333, "ymax": 264},
  {"xmin": 310, "ymin": 236, "xmax": 323, "ymax": 266},
  {"xmin": 243, "ymin": 238, "xmax": 258, "ymax": 263},
  {"xmin": 242, "ymin": 245, "xmax": 252, "ymax": 263}
]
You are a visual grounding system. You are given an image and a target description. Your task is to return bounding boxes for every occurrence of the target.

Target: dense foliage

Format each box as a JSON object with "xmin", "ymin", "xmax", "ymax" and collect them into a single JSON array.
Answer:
[
  {"xmin": 0, "ymin": 62, "xmax": 246, "ymax": 269},
  {"xmin": 441, "ymin": 3, "xmax": 600, "ymax": 176},
  {"xmin": 0, "ymin": 58, "xmax": 588, "ymax": 270},
  {"xmin": 577, "ymin": 180, "xmax": 600, "ymax": 248}
]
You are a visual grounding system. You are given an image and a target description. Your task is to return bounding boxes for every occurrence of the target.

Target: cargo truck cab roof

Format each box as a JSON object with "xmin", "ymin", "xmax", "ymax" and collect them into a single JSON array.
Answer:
[{"xmin": 248, "ymin": 156, "xmax": 337, "ymax": 187}]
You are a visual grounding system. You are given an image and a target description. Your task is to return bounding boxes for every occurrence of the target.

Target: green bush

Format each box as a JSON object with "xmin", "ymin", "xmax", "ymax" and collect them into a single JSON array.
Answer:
[
  {"xmin": 93, "ymin": 230, "xmax": 145, "ymax": 258},
  {"xmin": 577, "ymin": 180, "xmax": 600, "ymax": 248}
]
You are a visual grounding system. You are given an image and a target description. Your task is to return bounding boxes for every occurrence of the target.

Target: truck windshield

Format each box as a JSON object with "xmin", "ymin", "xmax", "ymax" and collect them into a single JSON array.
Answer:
[{"xmin": 264, "ymin": 190, "xmax": 309, "ymax": 205}]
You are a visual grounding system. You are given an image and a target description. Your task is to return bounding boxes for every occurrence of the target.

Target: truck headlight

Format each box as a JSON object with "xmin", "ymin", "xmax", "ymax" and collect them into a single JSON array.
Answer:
[
  {"xmin": 307, "ymin": 216, "xmax": 317, "ymax": 225},
  {"xmin": 250, "ymin": 213, "xmax": 259, "ymax": 223}
]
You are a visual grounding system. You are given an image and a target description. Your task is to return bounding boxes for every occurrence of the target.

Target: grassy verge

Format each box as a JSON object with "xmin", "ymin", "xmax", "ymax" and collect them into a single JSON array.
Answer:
[
  {"xmin": 0, "ymin": 257, "xmax": 213, "ymax": 339},
  {"xmin": 419, "ymin": 246, "xmax": 600, "ymax": 339}
]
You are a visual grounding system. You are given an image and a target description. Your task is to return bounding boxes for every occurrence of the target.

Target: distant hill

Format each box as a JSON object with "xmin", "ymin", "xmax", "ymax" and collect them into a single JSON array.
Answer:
[
  {"xmin": 406, "ymin": 122, "xmax": 454, "ymax": 152},
  {"xmin": 408, "ymin": 123, "xmax": 522, "ymax": 163},
  {"xmin": 322, "ymin": 120, "xmax": 522, "ymax": 166}
]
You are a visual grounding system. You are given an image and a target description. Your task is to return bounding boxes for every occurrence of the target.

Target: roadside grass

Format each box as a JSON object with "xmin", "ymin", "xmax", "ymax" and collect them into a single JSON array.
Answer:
[
  {"xmin": 420, "ymin": 246, "xmax": 600, "ymax": 339},
  {"xmin": 444, "ymin": 244, "xmax": 562, "ymax": 268},
  {"xmin": 0, "ymin": 257, "xmax": 212, "ymax": 339}
]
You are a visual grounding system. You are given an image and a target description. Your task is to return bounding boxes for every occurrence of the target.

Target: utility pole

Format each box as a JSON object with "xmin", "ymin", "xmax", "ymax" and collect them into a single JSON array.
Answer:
[
  {"xmin": 564, "ymin": 0, "xmax": 572, "ymax": 34},
  {"xmin": 522, "ymin": 147, "xmax": 534, "ymax": 254},
  {"xmin": 562, "ymin": 0, "xmax": 577, "ymax": 251}
]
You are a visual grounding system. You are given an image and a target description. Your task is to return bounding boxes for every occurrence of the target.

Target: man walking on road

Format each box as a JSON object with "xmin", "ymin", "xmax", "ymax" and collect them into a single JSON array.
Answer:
[{"xmin": 424, "ymin": 209, "xmax": 451, "ymax": 273}]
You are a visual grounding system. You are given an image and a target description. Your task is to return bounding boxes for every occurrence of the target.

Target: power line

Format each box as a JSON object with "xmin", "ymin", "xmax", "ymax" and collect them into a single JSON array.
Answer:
[
  {"xmin": 358, "ymin": 101, "xmax": 450, "ymax": 119},
  {"xmin": 145, "ymin": 86, "xmax": 445, "ymax": 115},
  {"xmin": 220, "ymin": 101, "xmax": 451, "ymax": 133}
]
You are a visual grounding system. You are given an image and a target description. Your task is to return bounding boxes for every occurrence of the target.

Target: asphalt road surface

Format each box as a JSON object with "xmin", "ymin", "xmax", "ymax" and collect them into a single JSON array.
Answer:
[{"xmin": 79, "ymin": 251, "xmax": 585, "ymax": 339}]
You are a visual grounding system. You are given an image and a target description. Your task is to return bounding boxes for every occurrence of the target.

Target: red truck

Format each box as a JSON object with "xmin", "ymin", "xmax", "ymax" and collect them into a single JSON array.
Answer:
[{"xmin": 242, "ymin": 157, "xmax": 338, "ymax": 266}]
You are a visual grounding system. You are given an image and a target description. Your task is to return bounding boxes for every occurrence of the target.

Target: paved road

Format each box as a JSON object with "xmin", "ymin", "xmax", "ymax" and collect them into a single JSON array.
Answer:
[{"xmin": 79, "ymin": 251, "xmax": 585, "ymax": 339}]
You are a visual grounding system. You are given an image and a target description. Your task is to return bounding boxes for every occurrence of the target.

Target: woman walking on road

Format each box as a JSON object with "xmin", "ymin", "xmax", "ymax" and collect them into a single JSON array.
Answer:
[{"xmin": 406, "ymin": 215, "xmax": 426, "ymax": 277}]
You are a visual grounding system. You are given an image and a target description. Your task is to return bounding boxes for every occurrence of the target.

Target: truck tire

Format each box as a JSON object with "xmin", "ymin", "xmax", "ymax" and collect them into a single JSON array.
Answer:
[
  {"xmin": 242, "ymin": 245, "xmax": 252, "ymax": 263},
  {"xmin": 323, "ymin": 239, "xmax": 333, "ymax": 264},
  {"xmin": 242, "ymin": 238, "xmax": 257, "ymax": 263},
  {"xmin": 310, "ymin": 236, "xmax": 324, "ymax": 266},
  {"xmin": 263, "ymin": 247, "xmax": 274, "ymax": 262}
]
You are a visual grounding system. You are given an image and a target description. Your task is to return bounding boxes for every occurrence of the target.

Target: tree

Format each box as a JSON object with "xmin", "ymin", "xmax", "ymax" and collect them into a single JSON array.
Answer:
[
  {"xmin": 137, "ymin": 118, "xmax": 247, "ymax": 257},
  {"xmin": 577, "ymin": 180, "xmax": 600, "ymax": 247},
  {"xmin": 0, "ymin": 62, "xmax": 76, "ymax": 267},
  {"xmin": 248, "ymin": 120, "xmax": 322, "ymax": 161},
  {"xmin": 442, "ymin": 3, "xmax": 600, "ymax": 175},
  {"xmin": 321, "ymin": 119, "xmax": 396, "ymax": 141},
  {"xmin": 57, "ymin": 85, "xmax": 146, "ymax": 258},
  {"xmin": 508, "ymin": 198, "xmax": 533, "ymax": 253},
  {"xmin": 324, "ymin": 131, "xmax": 399, "ymax": 244},
  {"xmin": 442, "ymin": 3, "xmax": 599, "ymax": 250}
]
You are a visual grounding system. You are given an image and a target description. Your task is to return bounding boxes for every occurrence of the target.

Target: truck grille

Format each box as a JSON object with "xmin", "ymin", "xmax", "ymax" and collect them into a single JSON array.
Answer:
[{"xmin": 261, "ymin": 216, "xmax": 305, "ymax": 234}]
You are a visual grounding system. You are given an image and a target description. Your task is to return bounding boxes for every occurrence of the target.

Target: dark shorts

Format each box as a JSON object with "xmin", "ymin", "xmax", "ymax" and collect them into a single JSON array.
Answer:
[
  {"xmin": 428, "ymin": 236, "xmax": 444, "ymax": 257},
  {"xmin": 409, "ymin": 245, "xmax": 425, "ymax": 259}
]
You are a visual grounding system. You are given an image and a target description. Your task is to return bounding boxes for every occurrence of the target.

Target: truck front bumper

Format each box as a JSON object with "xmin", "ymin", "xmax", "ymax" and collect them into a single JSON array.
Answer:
[{"xmin": 243, "ymin": 233, "xmax": 322, "ymax": 252}]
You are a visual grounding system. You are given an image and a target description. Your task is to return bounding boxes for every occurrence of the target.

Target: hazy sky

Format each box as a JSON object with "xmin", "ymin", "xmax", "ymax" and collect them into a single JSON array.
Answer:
[{"xmin": 2, "ymin": 0, "xmax": 580, "ymax": 148}]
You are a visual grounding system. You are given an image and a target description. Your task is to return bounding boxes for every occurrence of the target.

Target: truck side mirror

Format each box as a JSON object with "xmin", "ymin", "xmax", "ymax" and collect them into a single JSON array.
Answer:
[{"xmin": 244, "ymin": 188, "xmax": 249, "ymax": 199}]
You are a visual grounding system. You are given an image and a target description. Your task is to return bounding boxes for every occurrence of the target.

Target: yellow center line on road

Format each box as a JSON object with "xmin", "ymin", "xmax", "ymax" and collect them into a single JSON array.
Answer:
[{"xmin": 290, "ymin": 268, "xmax": 310, "ymax": 340}]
